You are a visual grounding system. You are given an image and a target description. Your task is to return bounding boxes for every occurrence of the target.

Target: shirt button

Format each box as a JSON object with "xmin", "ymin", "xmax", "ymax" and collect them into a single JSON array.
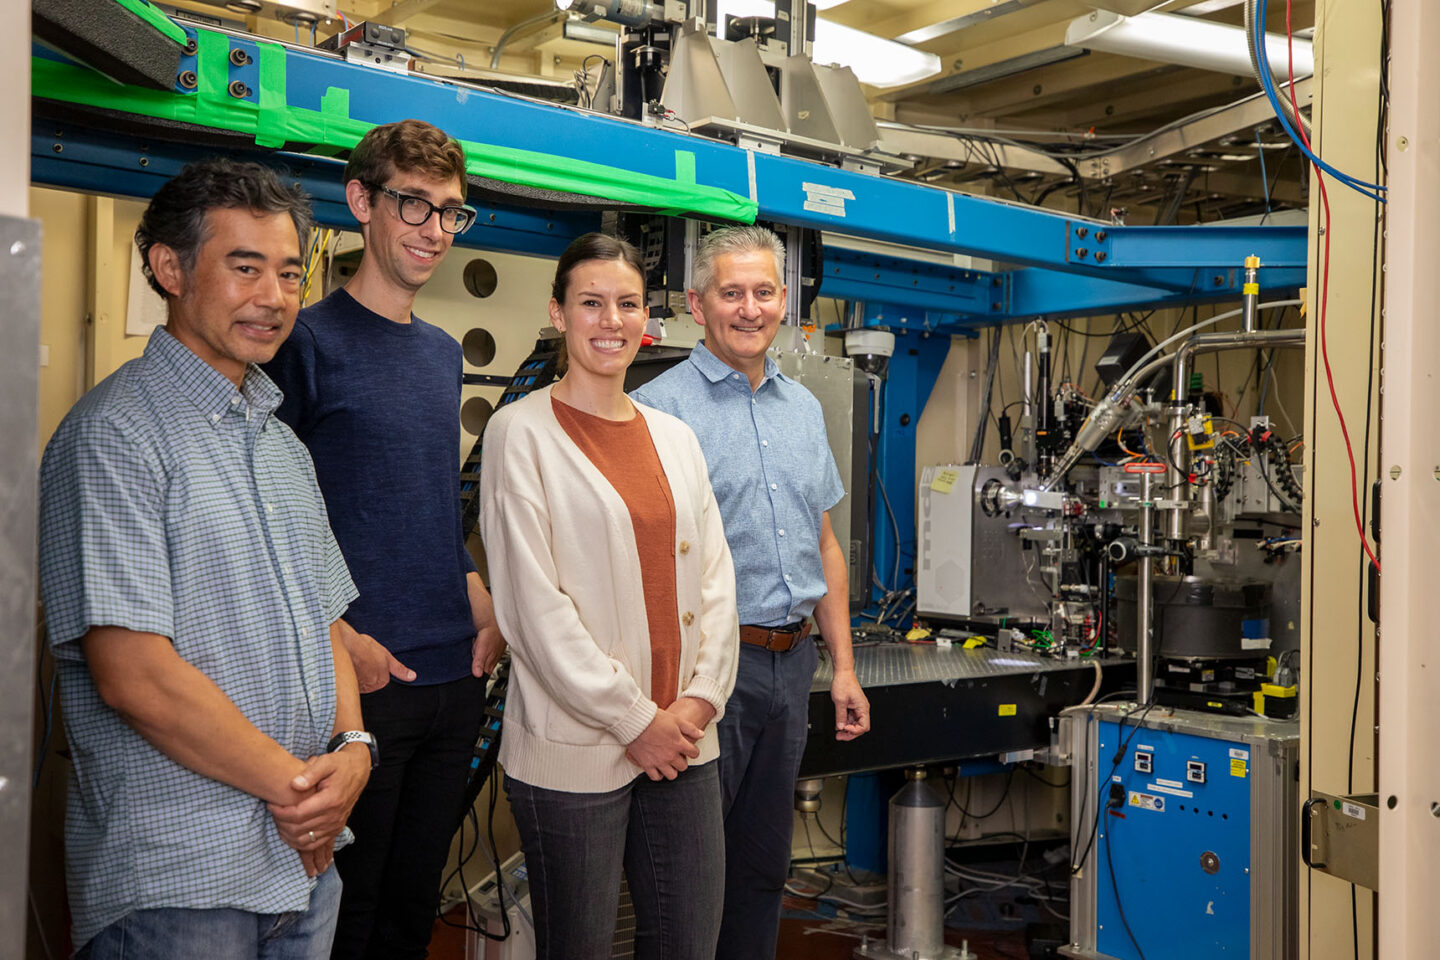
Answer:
[
  {"xmin": 265, "ymin": 502, "xmax": 275, "ymax": 514},
  {"xmin": 761, "ymin": 440, "xmax": 769, "ymax": 447},
  {"xmin": 300, "ymin": 626, "xmax": 309, "ymax": 637},
  {"xmin": 785, "ymin": 573, "xmax": 793, "ymax": 582},
  {"xmin": 770, "ymin": 483, "xmax": 778, "ymax": 491},
  {"xmin": 210, "ymin": 413, "xmax": 221, "ymax": 422},
  {"xmin": 732, "ymin": 374, "xmax": 741, "ymax": 380},
  {"xmin": 778, "ymin": 529, "xmax": 786, "ymax": 537},
  {"xmin": 230, "ymin": 395, "xmax": 241, "ymax": 406},
  {"xmin": 682, "ymin": 611, "xmax": 695, "ymax": 626},
  {"xmin": 679, "ymin": 540, "xmax": 691, "ymax": 555},
  {"xmin": 282, "ymin": 563, "xmax": 292, "ymax": 575}
]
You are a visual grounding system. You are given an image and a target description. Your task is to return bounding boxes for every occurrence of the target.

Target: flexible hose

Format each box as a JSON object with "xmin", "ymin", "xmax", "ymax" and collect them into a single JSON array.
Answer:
[{"xmin": 1244, "ymin": 0, "xmax": 1311, "ymax": 137}]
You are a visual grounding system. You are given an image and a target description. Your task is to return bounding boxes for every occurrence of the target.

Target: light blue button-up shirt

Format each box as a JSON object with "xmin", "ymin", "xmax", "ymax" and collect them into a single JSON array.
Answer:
[
  {"xmin": 38, "ymin": 327, "xmax": 358, "ymax": 949},
  {"xmin": 632, "ymin": 340, "xmax": 845, "ymax": 627}
]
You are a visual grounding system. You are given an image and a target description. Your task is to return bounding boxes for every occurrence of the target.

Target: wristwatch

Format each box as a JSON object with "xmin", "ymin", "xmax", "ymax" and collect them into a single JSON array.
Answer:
[{"xmin": 327, "ymin": 730, "xmax": 380, "ymax": 770}]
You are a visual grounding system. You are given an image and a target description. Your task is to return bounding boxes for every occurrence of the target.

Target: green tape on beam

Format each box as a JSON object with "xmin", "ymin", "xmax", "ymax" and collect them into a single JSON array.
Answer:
[
  {"xmin": 109, "ymin": 0, "xmax": 186, "ymax": 46},
  {"xmin": 32, "ymin": 32, "xmax": 757, "ymax": 224}
]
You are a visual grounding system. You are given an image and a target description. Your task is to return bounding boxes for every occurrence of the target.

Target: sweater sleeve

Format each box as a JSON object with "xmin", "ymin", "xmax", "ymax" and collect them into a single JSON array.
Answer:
[
  {"xmin": 676, "ymin": 428, "xmax": 739, "ymax": 719},
  {"xmin": 480, "ymin": 411, "xmax": 657, "ymax": 744}
]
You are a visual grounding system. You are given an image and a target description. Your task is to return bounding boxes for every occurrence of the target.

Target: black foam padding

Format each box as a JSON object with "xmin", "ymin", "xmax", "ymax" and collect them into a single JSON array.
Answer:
[{"xmin": 34, "ymin": 0, "xmax": 183, "ymax": 92}]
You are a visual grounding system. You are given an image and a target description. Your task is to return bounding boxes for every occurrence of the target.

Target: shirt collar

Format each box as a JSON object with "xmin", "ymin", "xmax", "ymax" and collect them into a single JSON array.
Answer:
[
  {"xmin": 145, "ymin": 326, "xmax": 283, "ymax": 427},
  {"xmin": 689, "ymin": 339, "xmax": 782, "ymax": 387}
]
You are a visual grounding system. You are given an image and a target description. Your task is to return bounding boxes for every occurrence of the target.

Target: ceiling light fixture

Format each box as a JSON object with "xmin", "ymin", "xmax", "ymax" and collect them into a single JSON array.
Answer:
[{"xmin": 1065, "ymin": 10, "xmax": 1314, "ymax": 78}]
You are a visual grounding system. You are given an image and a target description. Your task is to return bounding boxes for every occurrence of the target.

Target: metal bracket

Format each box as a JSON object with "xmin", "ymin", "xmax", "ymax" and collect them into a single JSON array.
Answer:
[{"xmin": 1303, "ymin": 791, "xmax": 1379, "ymax": 891}]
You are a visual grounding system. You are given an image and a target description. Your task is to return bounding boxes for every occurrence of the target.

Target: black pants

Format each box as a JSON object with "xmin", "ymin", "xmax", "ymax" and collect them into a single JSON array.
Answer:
[{"xmin": 331, "ymin": 674, "xmax": 485, "ymax": 960}]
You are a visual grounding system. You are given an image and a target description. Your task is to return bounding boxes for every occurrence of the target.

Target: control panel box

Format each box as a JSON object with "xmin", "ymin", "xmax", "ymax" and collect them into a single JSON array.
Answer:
[{"xmin": 1062, "ymin": 704, "xmax": 1298, "ymax": 960}]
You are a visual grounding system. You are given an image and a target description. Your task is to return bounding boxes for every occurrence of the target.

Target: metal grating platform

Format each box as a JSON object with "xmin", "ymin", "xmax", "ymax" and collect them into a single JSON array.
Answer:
[{"xmin": 811, "ymin": 643, "xmax": 1106, "ymax": 693}]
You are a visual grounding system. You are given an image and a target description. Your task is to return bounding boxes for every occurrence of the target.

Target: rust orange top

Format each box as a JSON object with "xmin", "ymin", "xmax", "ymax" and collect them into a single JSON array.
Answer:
[{"xmin": 552, "ymin": 396, "xmax": 681, "ymax": 709}]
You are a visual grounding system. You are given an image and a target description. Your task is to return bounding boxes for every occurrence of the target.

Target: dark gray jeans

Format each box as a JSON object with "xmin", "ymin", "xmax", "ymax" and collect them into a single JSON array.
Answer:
[
  {"xmin": 506, "ymin": 760, "xmax": 724, "ymax": 960},
  {"xmin": 715, "ymin": 637, "xmax": 819, "ymax": 960}
]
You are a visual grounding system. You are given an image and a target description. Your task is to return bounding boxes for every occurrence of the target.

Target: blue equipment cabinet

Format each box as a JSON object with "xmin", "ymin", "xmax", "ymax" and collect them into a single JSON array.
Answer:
[{"xmin": 1063, "ymin": 704, "xmax": 1299, "ymax": 960}]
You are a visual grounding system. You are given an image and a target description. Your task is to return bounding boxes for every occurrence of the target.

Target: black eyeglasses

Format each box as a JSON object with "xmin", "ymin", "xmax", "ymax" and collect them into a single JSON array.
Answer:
[{"xmin": 371, "ymin": 184, "xmax": 477, "ymax": 235}]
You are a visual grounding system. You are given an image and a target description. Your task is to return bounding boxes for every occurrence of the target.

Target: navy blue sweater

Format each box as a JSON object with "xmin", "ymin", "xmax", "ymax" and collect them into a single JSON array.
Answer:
[{"xmin": 264, "ymin": 289, "xmax": 476, "ymax": 684}]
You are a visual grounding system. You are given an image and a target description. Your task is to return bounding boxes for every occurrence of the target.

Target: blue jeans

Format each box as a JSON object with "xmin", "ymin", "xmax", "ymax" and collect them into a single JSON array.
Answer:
[
  {"xmin": 78, "ymin": 864, "xmax": 341, "ymax": 960},
  {"xmin": 715, "ymin": 637, "xmax": 819, "ymax": 960},
  {"xmin": 506, "ymin": 761, "xmax": 724, "ymax": 960}
]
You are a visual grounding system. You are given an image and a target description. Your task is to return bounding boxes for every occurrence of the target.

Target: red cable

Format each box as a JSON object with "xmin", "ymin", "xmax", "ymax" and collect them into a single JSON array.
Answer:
[{"xmin": 1288, "ymin": 0, "xmax": 1382, "ymax": 572}]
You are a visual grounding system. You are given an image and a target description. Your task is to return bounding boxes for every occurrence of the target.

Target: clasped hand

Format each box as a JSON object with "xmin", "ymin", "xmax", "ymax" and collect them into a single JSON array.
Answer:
[
  {"xmin": 268, "ymin": 745, "xmax": 371, "ymax": 878},
  {"xmin": 625, "ymin": 698, "xmax": 715, "ymax": 781}
]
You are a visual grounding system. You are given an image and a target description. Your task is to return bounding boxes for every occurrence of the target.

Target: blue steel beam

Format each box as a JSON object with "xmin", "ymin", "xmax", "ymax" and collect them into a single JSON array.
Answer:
[
  {"xmin": 31, "ymin": 30, "xmax": 1308, "ymax": 288},
  {"xmin": 30, "ymin": 124, "xmax": 597, "ymax": 258}
]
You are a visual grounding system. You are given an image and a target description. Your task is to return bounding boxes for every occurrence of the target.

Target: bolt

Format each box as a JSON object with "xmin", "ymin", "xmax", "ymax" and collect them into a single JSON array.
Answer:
[
  {"xmin": 1076, "ymin": 226, "xmax": 1089, "ymax": 239},
  {"xmin": 1390, "ymin": 465, "xmax": 1402, "ymax": 480},
  {"xmin": 1398, "ymin": 136, "xmax": 1411, "ymax": 152},
  {"xmin": 1433, "ymin": 466, "xmax": 1440, "ymax": 481},
  {"xmin": 10, "ymin": 241, "xmax": 25, "ymax": 256},
  {"xmin": 229, "ymin": 48, "xmax": 251, "ymax": 66},
  {"xmin": 1076, "ymin": 248, "xmax": 1088, "ymax": 259},
  {"xmin": 1096, "ymin": 230, "xmax": 1107, "ymax": 242},
  {"xmin": 488, "ymin": 213, "xmax": 496, "ymax": 222},
  {"xmin": 1033, "ymin": 84, "xmax": 1043, "ymax": 95},
  {"xmin": 228, "ymin": 80, "xmax": 250, "ymax": 98},
  {"xmin": 993, "ymin": 301, "xmax": 1002, "ymax": 310},
  {"xmin": 1214, "ymin": 275, "xmax": 1226, "ymax": 287},
  {"xmin": 183, "ymin": 38, "xmax": 198, "ymax": 56},
  {"xmin": 953, "ymin": 58, "xmax": 963, "ymax": 71},
  {"xmin": 1312, "ymin": 517, "xmax": 1321, "ymax": 527},
  {"xmin": 178, "ymin": 71, "xmax": 198, "ymax": 90},
  {"xmin": 139, "ymin": 157, "xmax": 149, "ymax": 167},
  {"xmin": 1095, "ymin": 252, "xmax": 1107, "ymax": 263},
  {"xmin": 52, "ymin": 143, "xmax": 62, "ymax": 154}
]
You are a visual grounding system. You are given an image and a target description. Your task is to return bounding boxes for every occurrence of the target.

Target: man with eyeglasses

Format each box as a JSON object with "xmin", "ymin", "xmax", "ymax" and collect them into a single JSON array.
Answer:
[{"xmin": 264, "ymin": 119, "xmax": 505, "ymax": 960}]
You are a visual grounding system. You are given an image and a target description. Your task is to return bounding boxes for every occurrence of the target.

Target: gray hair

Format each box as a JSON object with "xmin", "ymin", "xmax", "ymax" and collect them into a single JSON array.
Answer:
[{"xmin": 691, "ymin": 224, "xmax": 785, "ymax": 296}]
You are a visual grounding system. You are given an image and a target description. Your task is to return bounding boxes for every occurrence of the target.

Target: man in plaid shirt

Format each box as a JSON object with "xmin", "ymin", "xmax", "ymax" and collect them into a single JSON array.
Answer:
[{"xmin": 39, "ymin": 159, "xmax": 374, "ymax": 959}]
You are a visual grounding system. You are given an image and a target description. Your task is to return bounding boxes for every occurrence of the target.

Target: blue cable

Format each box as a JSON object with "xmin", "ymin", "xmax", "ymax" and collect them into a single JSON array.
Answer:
[{"xmin": 1254, "ymin": 0, "xmax": 1386, "ymax": 202}]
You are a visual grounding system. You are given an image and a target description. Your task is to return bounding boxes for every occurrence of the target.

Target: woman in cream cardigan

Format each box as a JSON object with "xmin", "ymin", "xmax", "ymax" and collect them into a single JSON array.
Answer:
[{"xmin": 479, "ymin": 233, "xmax": 739, "ymax": 960}]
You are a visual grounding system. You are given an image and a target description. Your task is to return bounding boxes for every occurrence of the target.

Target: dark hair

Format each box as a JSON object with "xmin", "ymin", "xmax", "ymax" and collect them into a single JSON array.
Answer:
[
  {"xmin": 134, "ymin": 158, "xmax": 313, "ymax": 299},
  {"xmin": 344, "ymin": 119, "xmax": 467, "ymax": 193},
  {"xmin": 551, "ymin": 232, "xmax": 646, "ymax": 302},
  {"xmin": 549, "ymin": 233, "xmax": 647, "ymax": 375}
]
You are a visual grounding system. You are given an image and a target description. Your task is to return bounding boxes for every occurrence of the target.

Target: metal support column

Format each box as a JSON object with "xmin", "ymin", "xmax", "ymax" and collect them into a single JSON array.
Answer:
[
  {"xmin": 0, "ymin": 215, "xmax": 41, "ymax": 959},
  {"xmin": 1378, "ymin": 0, "xmax": 1440, "ymax": 953}
]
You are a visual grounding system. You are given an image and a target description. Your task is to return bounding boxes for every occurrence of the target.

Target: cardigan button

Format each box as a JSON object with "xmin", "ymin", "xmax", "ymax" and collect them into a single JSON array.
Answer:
[
  {"xmin": 682, "ymin": 611, "xmax": 695, "ymax": 626},
  {"xmin": 679, "ymin": 540, "xmax": 691, "ymax": 555}
]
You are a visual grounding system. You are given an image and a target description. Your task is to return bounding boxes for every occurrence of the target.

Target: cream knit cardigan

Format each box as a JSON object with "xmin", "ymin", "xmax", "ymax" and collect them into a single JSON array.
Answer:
[{"xmin": 479, "ymin": 385, "xmax": 740, "ymax": 792}]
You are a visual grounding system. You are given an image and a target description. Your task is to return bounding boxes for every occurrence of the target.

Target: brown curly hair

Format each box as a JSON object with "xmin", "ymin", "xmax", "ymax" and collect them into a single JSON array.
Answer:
[{"xmin": 343, "ymin": 119, "xmax": 467, "ymax": 192}]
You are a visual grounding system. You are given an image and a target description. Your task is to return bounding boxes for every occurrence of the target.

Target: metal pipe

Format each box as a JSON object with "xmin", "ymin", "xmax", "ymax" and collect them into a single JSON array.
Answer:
[
  {"xmin": 1039, "ymin": 300, "xmax": 1303, "ymax": 491},
  {"xmin": 1164, "ymin": 327, "xmax": 1305, "ymax": 542},
  {"xmin": 1138, "ymin": 470, "xmax": 1156, "ymax": 704},
  {"xmin": 1241, "ymin": 255, "xmax": 1261, "ymax": 332}
]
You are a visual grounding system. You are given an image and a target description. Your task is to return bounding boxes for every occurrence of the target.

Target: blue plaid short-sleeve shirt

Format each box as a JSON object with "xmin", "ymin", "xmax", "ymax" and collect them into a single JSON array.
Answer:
[
  {"xmin": 631, "ymin": 341, "xmax": 846, "ymax": 627},
  {"xmin": 38, "ymin": 327, "xmax": 358, "ymax": 949}
]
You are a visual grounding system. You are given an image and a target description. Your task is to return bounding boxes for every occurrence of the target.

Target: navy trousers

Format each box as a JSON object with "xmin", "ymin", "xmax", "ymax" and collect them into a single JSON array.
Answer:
[{"xmin": 715, "ymin": 637, "xmax": 819, "ymax": 960}]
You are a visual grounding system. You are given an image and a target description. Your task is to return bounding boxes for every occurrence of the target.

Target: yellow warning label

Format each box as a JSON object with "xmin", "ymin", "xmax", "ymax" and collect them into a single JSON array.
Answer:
[
  {"xmin": 1230, "ymin": 758, "xmax": 1248, "ymax": 778},
  {"xmin": 930, "ymin": 468, "xmax": 960, "ymax": 494},
  {"xmin": 1243, "ymin": 282, "xmax": 1261, "ymax": 295},
  {"xmin": 998, "ymin": 704, "xmax": 1017, "ymax": 717}
]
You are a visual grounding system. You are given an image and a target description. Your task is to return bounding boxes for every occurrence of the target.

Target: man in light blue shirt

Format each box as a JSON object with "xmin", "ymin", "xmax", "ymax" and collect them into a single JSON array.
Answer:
[
  {"xmin": 39, "ymin": 160, "xmax": 374, "ymax": 959},
  {"xmin": 631, "ymin": 224, "xmax": 871, "ymax": 959}
]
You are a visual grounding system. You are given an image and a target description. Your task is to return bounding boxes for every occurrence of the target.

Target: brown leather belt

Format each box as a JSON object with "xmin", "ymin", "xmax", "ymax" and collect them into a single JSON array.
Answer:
[{"xmin": 739, "ymin": 620, "xmax": 812, "ymax": 652}]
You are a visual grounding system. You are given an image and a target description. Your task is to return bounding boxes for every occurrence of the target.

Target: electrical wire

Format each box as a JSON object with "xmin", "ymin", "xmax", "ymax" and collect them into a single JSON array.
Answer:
[{"xmin": 1254, "ymin": 0, "xmax": 1386, "ymax": 200}]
